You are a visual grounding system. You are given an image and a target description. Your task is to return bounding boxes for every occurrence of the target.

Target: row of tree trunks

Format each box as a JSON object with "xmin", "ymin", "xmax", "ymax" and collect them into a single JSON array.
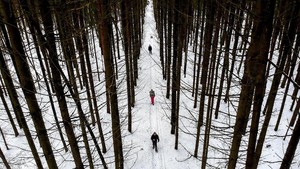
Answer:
[
  {"xmin": 199, "ymin": 0, "xmax": 216, "ymax": 168},
  {"xmin": 1, "ymin": 0, "xmax": 300, "ymax": 168},
  {"xmin": 0, "ymin": 1, "xmax": 58, "ymax": 168},
  {"xmin": 38, "ymin": 0, "xmax": 85, "ymax": 168},
  {"xmin": 153, "ymin": 0, "xmax": 300, "ymax": 168},
  {"xmin": 97, "ymin": 0, "xmax": 124, "ymax": 168}
]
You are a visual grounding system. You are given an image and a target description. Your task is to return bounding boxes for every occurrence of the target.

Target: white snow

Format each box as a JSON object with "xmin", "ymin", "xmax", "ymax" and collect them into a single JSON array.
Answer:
[{"xmin": 0, "ymin": 1, "xmax": 300, "ymax": 169}]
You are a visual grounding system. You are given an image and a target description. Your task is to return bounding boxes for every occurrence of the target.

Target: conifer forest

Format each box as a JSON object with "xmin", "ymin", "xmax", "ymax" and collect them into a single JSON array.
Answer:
[{"xmin": 0, "ymin": 0, "xmax": 300, "ymax": 169}]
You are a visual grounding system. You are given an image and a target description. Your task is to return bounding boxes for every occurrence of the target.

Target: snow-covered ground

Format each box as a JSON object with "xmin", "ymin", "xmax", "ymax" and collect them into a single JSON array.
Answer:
[
  {"xmin": 121, "ymin": 1, "xmax": 300, "ymax": 169},
  {"xmin": 121, "ymin": 2, "xmax": 200, "ymax": 169},
  {"xmin": 1, "ymin": 1, "xmax": 300, "ymax": 169}
]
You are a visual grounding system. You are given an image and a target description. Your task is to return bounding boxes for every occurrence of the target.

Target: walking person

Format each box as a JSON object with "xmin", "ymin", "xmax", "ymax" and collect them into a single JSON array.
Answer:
[
  {"xmin": 151, "ymin": 132, "xmax": 160, "ymax": 152},
  {"xmin": 148, "ymin": 45, "xmax": 152, "ymax": 54},
  {"xmin": 149, "ymin": 89, "xmax": 155, "ymax": 105}
]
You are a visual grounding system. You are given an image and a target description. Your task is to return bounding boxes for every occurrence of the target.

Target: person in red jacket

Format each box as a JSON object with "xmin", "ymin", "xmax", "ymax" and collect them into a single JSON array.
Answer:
[
  {"xmin": 149, "ymin": 89, "xmax": 155, "ymax": 105},
  {"xmin": 151, "ymin": 132, "xmax": 159, "ymax": 152}
]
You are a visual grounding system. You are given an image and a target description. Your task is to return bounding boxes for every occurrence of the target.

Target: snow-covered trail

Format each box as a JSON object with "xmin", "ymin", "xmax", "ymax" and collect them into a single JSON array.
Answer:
[
  {"xmin": 126, "ymin": 1, "xmax": 169, "ymax": 168},
  {"xmin": 124, "ymin": 1, "xmax": 201, "ymax": 168}
]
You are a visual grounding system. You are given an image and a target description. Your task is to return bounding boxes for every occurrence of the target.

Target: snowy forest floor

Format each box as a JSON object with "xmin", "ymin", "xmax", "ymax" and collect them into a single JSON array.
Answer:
[
  {"xmin": 120, "ymin": 2, "xmax": 200, "ymax": 169},
  {"xmin": 121, "ymin": 1, "xmax": 300, "ymax": 169},
  {"xmin": 1, "ymin": 0, "xmax": 300, "ymax": 169}
]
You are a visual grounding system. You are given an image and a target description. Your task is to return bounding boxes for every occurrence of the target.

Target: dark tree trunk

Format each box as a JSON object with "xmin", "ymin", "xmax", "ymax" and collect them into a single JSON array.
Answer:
[
  {"xmin": 280, "ymin": 115, "xmax": 300, "ymax": 169},
  {"xmin": 97, "ymin": 0, "xmax": 124, "ymax": 168},
  {"xmin": 20, "ymin": 0, "xmax": 69, "ymax": 152},
  {"xmin": 193, "ymin": 0, "xmax": 205, "ymax": 109},
  {"xmin": 166, "ymin": 0, "xmax": 173, "ymax": 99},
  {"xmin": 38, "ymin": 0, "xmax": 84, "ymax": 167},
  {"xmin": 192, "ymin": 0, "xmax": 201, "ymax": 98},
  {"xmin": 0, "ymin": 1, "xmax": 58, "ymax": 168},
  {"xmin": 0, "ymin": 87, "xmax": 19, "ymax": 137},
  {"xmin": 0, "ymin": 47, "xmax": 43, "ymax": 169},
  {"xmin": 0, "ymin": 148, "xmax": 11, "ymax": 169},
  {"xmin": 245, "ymin": 1, "xmax": 275, "ymax": 168},
  {"xmin": 200, "ymin": 0, "xmax": 215, "ymax": 167},
  {"xmin": 121, "ymin": 0, "xmax": 133, "ymax": 132},
  {"xmin": 171, "ymin": 0, "xmax": 180, "ymax": 135}
]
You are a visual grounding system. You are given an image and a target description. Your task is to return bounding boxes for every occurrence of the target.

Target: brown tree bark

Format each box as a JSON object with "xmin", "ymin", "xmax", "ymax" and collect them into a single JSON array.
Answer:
[
  {"xmin": 0, "ymin": 46, "xmax": 43, "ymax": 169},
  {"xmin": 0, "ymin": 147, "xmax": 11, "ymax": 169},
  {"xmin": 252, "ymin": 1, "xmax": 296, "ymax": 168},
  {"xmin": 166, "ymin": 0, "xmax": 173, "ymax": 99},
  {"xmin": 0, "ymin": 1, "xmax": 58, "ymax": 168},
  {"xmin": 280, "ymin": 114, "xmax": 300, "ymax": 169},
  {"xmin": 121, "ymin": 0, "xmax": 133, "ymax": 132},
  {"xmin": 0, "ymin": 87, "xmax": 19, "ymax": 137},
  {"xmin": 212, "ymin": 2, "xmax": 223, "ymax": 119},
  {"xmin": 38, "ymin": 0, "xmax": 84, "ymax": 168},
  {"xmin": 97, "ymin": 0, "xmax": 124, "ymax": 168},
  {"xmin": 193, "ymin": 0, "xmax": 205, "ymax": 109},
  {"xmin": 191, "ymin": 0, "xmax": 202, "ymax": 98},
  {"xmin": 174, "ymin": 0, "xmax": 188, "ymax": 150},
  {"xmin": 170, "ymin": 0, "xmax": 180, "ymax": 135},
  {"xmin": 20, "ymin": 0, "xmax": 69, "ymax": 152},
  {"xmin": 245, "ymin": 0, "xmax": 275, "ymax": 168},
  {"xmin": 200, "ymin": 0, "xmax": 215, "ymax": 167}
]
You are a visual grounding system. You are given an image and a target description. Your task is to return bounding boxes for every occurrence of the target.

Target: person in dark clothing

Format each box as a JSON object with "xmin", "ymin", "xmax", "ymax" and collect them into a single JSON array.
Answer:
[
  {"xmin": 148, "ymin": 45, "xmax": 152, "ymax": 54},
  {"xmin": 151, "ymin": 132, "xmax": 159, "ymax": 152},
  {"xmin": 149, "ymin": 89, "xmax": 155, "ymax": 105}
]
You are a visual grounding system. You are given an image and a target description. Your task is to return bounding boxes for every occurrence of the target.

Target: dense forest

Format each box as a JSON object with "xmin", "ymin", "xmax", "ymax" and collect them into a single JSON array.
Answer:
[{"xmin": 0, "ymin": 0, "xmax": 299, "ymax": 168}]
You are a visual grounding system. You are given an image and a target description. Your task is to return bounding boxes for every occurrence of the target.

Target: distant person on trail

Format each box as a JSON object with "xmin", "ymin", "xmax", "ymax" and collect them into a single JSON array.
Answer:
[
  {"xmin": 148, "ymin": 45, "xmax": 152, "ymax": 54},
  {"xmin": 151, "ymin": 132, "xmax": 159, "ymax": 152},
  {"xmin": 149, "ymin": 89, "xmax": 155, "ymax": 105}
]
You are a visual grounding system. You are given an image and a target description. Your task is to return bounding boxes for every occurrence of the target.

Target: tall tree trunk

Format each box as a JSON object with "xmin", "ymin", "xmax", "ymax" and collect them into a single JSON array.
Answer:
[
  {"xmin": 0, "ymin": 87, "xmax": 19, "ymax": 137},
  {"xmin": 275, "ymin": 4, "xmax": 300, "ymax": 131},
  {"xmin": 0, "ymin": 49, "xmax": 43, "ymax": 169},
  {"xmin": 212, "ymin": 3, "xmax": 223, "ymax": 119},
  {"xmin": 97, "ymin": 0, "xmax": 124, "ymax": 168},
  {"xmin": 38, "ymin": 1, "xmax": 84, "ymax": 167},
  {"xmin": 174, "ymin": 0, "xmax": 188, "ymax": 149},
  {"xmin": 159, "ymin": 2, "xmax": 165, "ymax": 77},
  {"xmin": 245, "ymin": 0, "xmax": 275, "ymax": 168},
  {"xmin": 166, "ymin": 0, "xmax": 173, "ymax": 99},
  {"xmin": 121, "ymin": 0, "xmax": 133, "ymax": 132},
  {"xmin": 253, "ymin": 1, "xmax": 297, "ymax": 168},
  {"xmin": 83, "ymin": 19, "xmax": 107, "ymax": 153},
  {"xmin": 20, "ymin": 0, "xmax": 68, "ymax": 152},
  {"xmin": 0, "ymin": 148, "xmax": 11, "ymax": 169},
  {"xmin": 193, "ymin": 0, "xmax": 205, "ymax": 109},
  {"xmin": 192, "ymin": 0, "xmax": 202, "ymax": 98},
  {"xmin": 200, "ymin": 0, "xmax": 215, "ymax": 167},
  {"xmin": 229, "ymin": 1, "xmax": 275, "ymax": 168},
  {"xmin": 0, "ymin": 1, "xmax": 58, "ymax": 168},
  {"xmin": 280, "ymin": 115, "xmax": 300, "ymax": 169},
  {"xmin": 223, "ymin": 1, "xmax": 237, "ymax": 103},
  {"xmin": 171, "ymin": 0, "xmax": 180, "ymax": 134}
]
